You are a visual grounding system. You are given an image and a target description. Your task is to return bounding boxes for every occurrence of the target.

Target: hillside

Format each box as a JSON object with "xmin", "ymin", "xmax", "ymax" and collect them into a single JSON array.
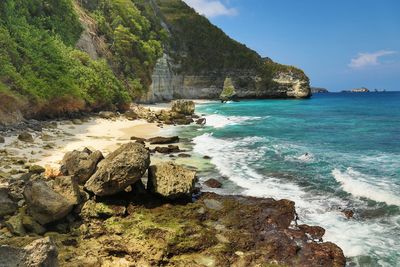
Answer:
[{"xmin": 0, "ymin": 0, "xmax": 310, "ymax": 125}]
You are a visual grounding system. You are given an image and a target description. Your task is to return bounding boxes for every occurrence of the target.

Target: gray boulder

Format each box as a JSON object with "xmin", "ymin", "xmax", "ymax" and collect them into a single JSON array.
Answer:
[
  {"xmin": 0, "ymin": 237, "xmax": 58, "ymax": 267},
  {"xmin": 0, "ymin": 188, "xmax": 17, "ymax": 217},
  {"xmin": 85, "ymin": 142, "xmax": 150, "ymax": 196},
  {"xmin": 60, "ymin": 148, "xmax": 104, "ymax": 184},
  {"xmin": 24, "ymin": 180, "xmax": 74, "ymax": 225},
  {"xmin": 171, "ymin": 100, "xmax": 195, "ymax": 115},
  {"xmin": 147, "ymin": 162, "xmax": 197, "ymax": 199}
]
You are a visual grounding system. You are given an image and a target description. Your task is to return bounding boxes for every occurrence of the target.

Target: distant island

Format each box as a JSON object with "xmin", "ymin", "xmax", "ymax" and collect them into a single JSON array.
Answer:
[
  {"xmin": 311, "ymin": 87, "xmax": 329, "ymax": 93},
  {"xmin": 341, "ymin": 87, "xmax": 370, "ymax": 93}
]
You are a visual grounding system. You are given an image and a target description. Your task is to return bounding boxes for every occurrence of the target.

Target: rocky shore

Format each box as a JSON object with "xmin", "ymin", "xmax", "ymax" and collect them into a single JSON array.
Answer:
[{"xmin": 0, "ymin": 100, "xmax": 345, "ymax": 266}]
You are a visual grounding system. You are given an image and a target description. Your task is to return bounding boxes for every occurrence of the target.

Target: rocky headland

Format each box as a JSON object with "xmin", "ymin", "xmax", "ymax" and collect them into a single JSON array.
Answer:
[{"xmin": 0, "ymin": 100, "xmax": 345, "ymax": 266}]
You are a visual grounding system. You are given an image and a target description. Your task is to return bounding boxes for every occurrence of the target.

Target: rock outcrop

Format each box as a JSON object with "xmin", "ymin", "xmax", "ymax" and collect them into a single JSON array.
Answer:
[
  {"xmin": 171, "ymin": 100, "xmax": 195, "ymax": 115},
  {"xmin": 85, "ymin": 142, "xmax": 150, "ymax": 196},
  {"xmin": 148, "ymin": 162, "xmax": 196, "ymax": 199},
  {"xmin": 0, "ymin": 237, "xmax": 58, "ymax": 267}
]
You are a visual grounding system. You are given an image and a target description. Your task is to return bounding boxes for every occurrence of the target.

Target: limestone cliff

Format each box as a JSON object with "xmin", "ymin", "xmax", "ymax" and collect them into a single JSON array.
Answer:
[{"xmin": 139, "ymin": 0, "xmax": 311, "ymax": 102}]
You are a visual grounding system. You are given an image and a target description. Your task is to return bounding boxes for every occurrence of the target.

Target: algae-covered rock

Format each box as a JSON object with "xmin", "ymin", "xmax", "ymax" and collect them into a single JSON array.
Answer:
[
  {"xmin": 28, "ymin": 165, "xmax": 45, "ymax": 174},
  {"xmin": 85, "ymin": 142, "xmax": 150, "ymax": 196},
  {"xmin": 171, "ymin": 100, "xmax": 195, "ymax": 115},
  {"xmin": 80, "ymin": 200, "xmax": 126, "ymax": 219},
  {"xmin": 147, "ymin": 162, "xmax": 196, "ymax": 199},
  {"xmin": 220, "ymin": 77, "xmax": 237, "ymax": 102},
  {"xmin": 60, "ymin": 148, "xmax": 104, "ymax": 184},
  {"xmin": 24, "ymin": 180, "xmax": 74, "ymax": 225},
  {"xmin": 5, "ymin": 213, "xmax": 26, "ymax": 236}
]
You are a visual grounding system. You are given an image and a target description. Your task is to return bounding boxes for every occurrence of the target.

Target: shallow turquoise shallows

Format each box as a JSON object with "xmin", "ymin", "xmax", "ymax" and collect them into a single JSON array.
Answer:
[{"xmin": 179, "ymin": 92, "xmax": 400, "ymax": 267}]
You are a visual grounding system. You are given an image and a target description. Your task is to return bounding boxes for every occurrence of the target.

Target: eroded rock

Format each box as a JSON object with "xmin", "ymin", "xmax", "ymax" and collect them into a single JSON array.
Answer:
[
  {"xmin": 24, "ymin": 180, "xmax": 74, "ymax": 225},
  {"xmin": 0, "ymin": 237, "xmax": 58, "ymax": 267},
  {"xmin": 171, "ymin": 100, "xmax": 195, "ymax": 115},
  {"xmin": 147, "ymin": 162, "xmax": 196, "ymax": 199},
  {"xmin": 18, "ymin": 132, "xmax": 34, "ymax": 143},
  {"xmin": 204, "ymin": 178, "xmax": 222, "ymax": 188},
  {"xmin": 85, "ymin": 143, "xmax": 150, "ymax": 196},
  {"xmin": 60, "ymin": 148, "xmax": 104, "ymax": 184},
  {"xmin": 147, "ymin": 136, "xmax": 179, "ymax": 145}
]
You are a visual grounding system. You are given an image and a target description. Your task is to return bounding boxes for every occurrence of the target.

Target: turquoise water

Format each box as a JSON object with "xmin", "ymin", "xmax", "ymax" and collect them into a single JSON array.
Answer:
[{"xmin": 181, "ymin": 92, "xmax": 400, "ymax": 266}]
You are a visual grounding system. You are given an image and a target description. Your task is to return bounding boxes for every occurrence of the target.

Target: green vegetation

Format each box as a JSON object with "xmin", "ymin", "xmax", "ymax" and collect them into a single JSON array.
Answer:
[
  {"xmin": 155, "ymin": 0, "xmax": 261, "ymax": 73},
  {"xmin": 0, "ymin": 0, "xmax": 131, "ymax": 117},
  {"xmin": 220, "ymin": 77, "xmax": 237, "ymax": 101},
  {"xmin": 82, "ymin": 0, "xmax": 165, "ymax": 96}
]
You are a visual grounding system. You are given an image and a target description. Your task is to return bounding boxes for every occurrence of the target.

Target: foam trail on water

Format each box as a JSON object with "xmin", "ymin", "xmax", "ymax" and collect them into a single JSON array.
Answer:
[
  {"xmin": 204, "ymin": 114, "xmax": 266, "ymax": 128},
  {"xmin": 333, "ymin": 168, "xmax": 400, "ymax": 206}
]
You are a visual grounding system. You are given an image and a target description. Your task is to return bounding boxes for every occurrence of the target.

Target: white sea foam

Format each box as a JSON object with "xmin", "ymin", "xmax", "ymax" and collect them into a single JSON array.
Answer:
[
  {"xmin": 204, "ymin": 114, "xmax": 266, "ymax": 128},
  {"xmin": 192, "ymin": 132, "xmax": 400, "ymax": 260},
  {"xmin": 332, "ymin": 168, "xmax": 400, "ymax": 206}
]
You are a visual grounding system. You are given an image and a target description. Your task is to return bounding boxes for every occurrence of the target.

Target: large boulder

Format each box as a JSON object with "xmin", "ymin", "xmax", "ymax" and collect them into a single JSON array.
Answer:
[
  {"xmin": 0, "ymin": 237, "xmax": 58, "ymax": 267},
  {"xmin": 147, "ymin": 162, "xmax": 197, "ymax": 199},
  {"xmin": 23, "ymin": 180, "xmax": 74, "ymax": 225},
  {"xmin": 0, "ymin": 188, "xmax": 17, "ymax": 217},
  {"xmin": 85, "ymin": 142, "xmax": 150, "ymax": 196},
  {"xmin": 171, "ymin": 100, "xmax": 195, "ymax": 115},
  {"xmin": 60, "ymin": 148, "xmax": 104, "ymax": 184}
]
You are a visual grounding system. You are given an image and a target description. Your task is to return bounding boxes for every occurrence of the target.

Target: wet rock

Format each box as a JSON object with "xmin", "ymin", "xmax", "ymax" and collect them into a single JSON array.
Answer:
[
  {"xmin": 24, "ymin": 180, "xmax": 74, "ymax": 225},
  {"xmin": 0, "ymin": 136, "xmax": 4, "ymax": 143},
  {"xmin": 298, "ymin": 224, "xmax": 325, "ymax": 240},
  {"xmin": 99, "ymin": 111, "xmax": 117, "ymax": 119},
  {"xmin": 154, "ymin": 145, "xmax": 181, "ymax": 154},
  {"xmin": 171, "ymin": 100, "xmax": 195, "ymax": 115},
  {"xmin": 5, "ymin": 214, "xmax": 26, "ymax": 236},
  {"xmin": 147, "ymin": 162, "xmax": 196, "ymax": 199},
  {"xmin": 147, "ymin": 136, "xmax": 179, "ymax": 145},
  {"xmin": 52, "ymin": 176, "xmax": 80, "ymax": 205},
  {"xmin": 342, "ymin": 209, "xmax": 354, "ymax": 219},
  {"xmin": 60, "ymin": 148, "xmax": 104, "ymax": 184},
  {"xmin": 85, "ymin": 142, "xmax": 150, "ymax": 196},
  {"xmin": 29, "ymin": 165, "xmax": 46, "ymax": 174},
  {"xmin": 0, "ymin": 188, "xmax": 18, "ymax": 217},
  {"xmin": 18, "ymin": 132, "xmax": 34, "ymax": 143},
  {"xmin": 203, "ymin": 155, "xmax": 212, "ymax": 160},
  {"xmin": 177, "ymin": 153, "xmax": 191, "ymax": 158},
  {"xmin": 0, "ymin": 237, "xmax": 58, "ymax": 267},
  {"xmin": 196, "ymin": 118, "xmax": 206, "ymax": 125},
  {"xmin": 204, "ymin": 178, "xmax": 222, "ymax": 188}
]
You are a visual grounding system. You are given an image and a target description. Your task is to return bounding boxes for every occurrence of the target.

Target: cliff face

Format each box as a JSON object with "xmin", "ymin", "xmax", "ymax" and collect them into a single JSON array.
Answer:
[{"xmin": 140, "ymin": 0, "xmax": 310, "ymax": 102}]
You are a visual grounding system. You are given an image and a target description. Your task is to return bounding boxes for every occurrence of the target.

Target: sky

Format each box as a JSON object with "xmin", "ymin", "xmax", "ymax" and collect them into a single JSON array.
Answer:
[{"xmin": 183, "ymin": 0, "xmax": 400, "ymax": 91}]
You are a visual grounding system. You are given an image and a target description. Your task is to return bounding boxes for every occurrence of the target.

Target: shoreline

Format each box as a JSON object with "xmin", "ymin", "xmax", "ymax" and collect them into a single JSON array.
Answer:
[{"xmin": 0, "ymin": 101, "xmax": 346, "ymax": 266}]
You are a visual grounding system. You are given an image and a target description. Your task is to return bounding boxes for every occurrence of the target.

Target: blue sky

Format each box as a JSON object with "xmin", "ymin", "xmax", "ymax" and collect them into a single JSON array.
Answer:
[{"xmin": 183, "ymin": 0, "xmax": 400, "ymax": 91}]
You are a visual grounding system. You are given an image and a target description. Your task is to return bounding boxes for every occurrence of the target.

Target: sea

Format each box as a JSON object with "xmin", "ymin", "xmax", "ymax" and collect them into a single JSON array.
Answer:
[{"xmin": 176, "ymin": 92, "xmax": 400, "ymax": 267}]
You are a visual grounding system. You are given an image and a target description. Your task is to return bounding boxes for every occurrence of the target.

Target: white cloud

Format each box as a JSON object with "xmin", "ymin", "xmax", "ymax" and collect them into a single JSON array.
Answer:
[
  {"xmin": 183, "ymin": 0, "xmax": 238, "ymax": 17},
  {"xmin": 349, "ymin": 50, "xmax": 397, "ymax": 69}
]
